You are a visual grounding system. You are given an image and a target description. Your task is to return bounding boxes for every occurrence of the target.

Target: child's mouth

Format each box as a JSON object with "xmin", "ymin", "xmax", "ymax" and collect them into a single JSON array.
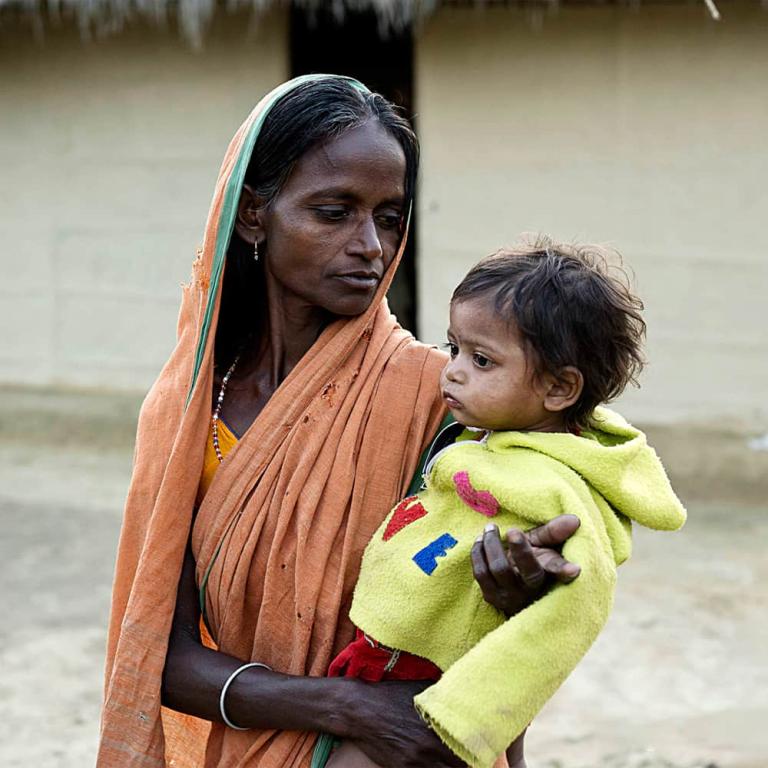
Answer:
[{"xmin": 442, "ymin": 390, "xmax": 463, "ymax": 409}]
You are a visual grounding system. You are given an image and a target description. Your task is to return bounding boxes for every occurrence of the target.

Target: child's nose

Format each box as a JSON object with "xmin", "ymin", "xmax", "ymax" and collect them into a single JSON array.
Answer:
[{"xmin": 445, "ymin": 361, "xmax": 464, "ymax": 384}]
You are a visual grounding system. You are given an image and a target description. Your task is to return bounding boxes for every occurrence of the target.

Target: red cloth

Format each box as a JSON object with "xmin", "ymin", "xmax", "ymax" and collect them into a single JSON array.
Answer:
[{"xmin": 328, "ymin": 629, "xmax": 442, "ymax": 682}]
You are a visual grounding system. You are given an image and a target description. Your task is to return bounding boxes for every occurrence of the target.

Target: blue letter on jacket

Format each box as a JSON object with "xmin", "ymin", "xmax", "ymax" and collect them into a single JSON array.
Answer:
[{"xmin": 412, "ymin": 533, "xmax": 458, "ymax": 575}]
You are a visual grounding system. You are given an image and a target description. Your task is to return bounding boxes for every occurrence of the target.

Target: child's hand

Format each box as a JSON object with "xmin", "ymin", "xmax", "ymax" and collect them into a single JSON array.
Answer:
[{"xmin": 471, "ymin": 515, "xmax": 582, "ymax": 616}]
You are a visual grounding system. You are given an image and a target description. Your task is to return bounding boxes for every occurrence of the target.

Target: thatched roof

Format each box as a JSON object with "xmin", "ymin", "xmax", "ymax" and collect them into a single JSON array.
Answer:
[
  {"xmin": 2, "ymin": 0, "xmax": 424, "ymax": 46},
  {"xmin": 0, "ymin": 0, "xmax": 722, "ymax": 48}
]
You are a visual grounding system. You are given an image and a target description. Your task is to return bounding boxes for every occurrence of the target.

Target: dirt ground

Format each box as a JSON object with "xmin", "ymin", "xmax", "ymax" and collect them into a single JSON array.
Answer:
[{"xmin": 1, "ymin": 395, "xmax": 766, "ymax": 768}]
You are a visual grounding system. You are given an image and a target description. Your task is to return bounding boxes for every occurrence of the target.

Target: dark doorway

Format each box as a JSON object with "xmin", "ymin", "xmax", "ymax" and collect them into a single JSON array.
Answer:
[{"xmin": 290, "ymin": 5, "xmax": 418, "ymax": 334}]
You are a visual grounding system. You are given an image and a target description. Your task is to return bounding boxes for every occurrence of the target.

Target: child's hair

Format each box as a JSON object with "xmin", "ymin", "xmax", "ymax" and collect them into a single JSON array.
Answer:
[{"xmin": 451, "ymin": 234, "xmax": 646, "ymax": 431}]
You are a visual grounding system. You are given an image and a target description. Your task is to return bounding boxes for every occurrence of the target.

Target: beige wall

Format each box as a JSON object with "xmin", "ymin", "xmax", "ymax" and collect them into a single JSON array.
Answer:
[
  {"xmin": 3, "ymin": 5, "xmax": 766, "ymax": 433},
  {"xmin": 0, "ymin": 11, "xmax": 288, "ymax": 391},
  {"xmin": 416, "ymin": 4, "xmax": 768, "ymax": 428}
]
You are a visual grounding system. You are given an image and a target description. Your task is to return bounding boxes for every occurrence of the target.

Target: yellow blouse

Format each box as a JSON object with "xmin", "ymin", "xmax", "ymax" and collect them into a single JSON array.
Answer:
[{"xmin": 197, "ymin": 418, "xmax": 238, "ymax": 504}]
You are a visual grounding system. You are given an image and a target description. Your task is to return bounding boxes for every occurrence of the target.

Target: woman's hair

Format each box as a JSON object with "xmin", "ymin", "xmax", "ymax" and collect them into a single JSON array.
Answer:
[
  {"xmin": 244, "ymin": 77, "xmax": 419, "ymax": 210},
  {"xmin": 216, "ymin": 77, "xmax": 419, "ymax": 368},
  {"xmin": 451, "ymin": 235, "xmax": 646, "ymax": 431}
]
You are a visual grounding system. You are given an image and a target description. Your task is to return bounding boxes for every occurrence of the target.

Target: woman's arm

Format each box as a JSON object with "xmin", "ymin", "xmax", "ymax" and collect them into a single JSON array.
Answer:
[
  {"xmin": 162, "ymin": 547, "xmax": 343, "ymax": 730},
  {"xmin": 506, "ymin": 728, "xmax": 527, "ymax": 768},
  {"xmin": 163, "ymin": 516, "xmax": 580, "ymax": 767},
  {"xmin": 162, "ymin": 548, "xmax": 464, "ymax": 767}
]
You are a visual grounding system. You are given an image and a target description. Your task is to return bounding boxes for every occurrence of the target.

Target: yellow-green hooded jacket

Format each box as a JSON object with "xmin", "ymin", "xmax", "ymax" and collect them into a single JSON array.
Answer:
[{"xmin": 348, "ymin": 407, "xmax": 686, "ymax": 768}]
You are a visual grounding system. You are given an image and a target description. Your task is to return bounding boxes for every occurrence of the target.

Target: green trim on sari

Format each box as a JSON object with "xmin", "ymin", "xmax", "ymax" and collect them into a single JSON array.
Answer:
[
  {"xmin": 406, "ymin": 412, "xmax": 457, "ymax": 497},
  {"xmin": 310, "ymin": 733, "xmax": 338, "ymax": 768}
]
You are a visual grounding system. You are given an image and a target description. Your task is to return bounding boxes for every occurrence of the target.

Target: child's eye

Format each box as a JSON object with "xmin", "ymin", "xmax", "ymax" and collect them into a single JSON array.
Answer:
[
  {"xmin": 473, "ymin": 353, "xmax": 492, "ymax": 368},
  {"xmin": 442, "ymin": 342, "xmax": 458, "ymax": 358}
]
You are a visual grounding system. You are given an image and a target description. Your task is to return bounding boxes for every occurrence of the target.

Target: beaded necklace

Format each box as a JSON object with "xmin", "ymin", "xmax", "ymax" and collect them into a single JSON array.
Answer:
[{"xmin": 211, "ymin": 355, "xmax": 240, "ymax": 463}]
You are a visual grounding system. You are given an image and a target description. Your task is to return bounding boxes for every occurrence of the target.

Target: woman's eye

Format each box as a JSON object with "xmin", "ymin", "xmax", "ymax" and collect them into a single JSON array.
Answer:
[
  {"xmin": 314, "ymin": 206, "xmax": 349, "ymax": 221},
  {"xmin": 375, "ymin": 212, "xmax": 402, "ymax": 230},
  {"xmin": 473, "ymin": 353, "xmax": 492, "ymax": 368}
]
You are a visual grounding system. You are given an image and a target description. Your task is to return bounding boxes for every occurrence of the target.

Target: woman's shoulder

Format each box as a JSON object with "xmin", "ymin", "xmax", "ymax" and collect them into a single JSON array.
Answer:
[
  {"xmin": 394, "ymin": 336, "xmax": 448, "ymax": 370},
  {"xmin": 370, "ymin": 330, "xmax": 447, "ymax": 394}
]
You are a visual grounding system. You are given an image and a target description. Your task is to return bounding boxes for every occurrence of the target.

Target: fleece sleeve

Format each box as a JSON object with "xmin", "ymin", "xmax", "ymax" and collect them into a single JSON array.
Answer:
[{"xmin": 413, "ymin": 506, "xmax": 617, "ymax": 768}]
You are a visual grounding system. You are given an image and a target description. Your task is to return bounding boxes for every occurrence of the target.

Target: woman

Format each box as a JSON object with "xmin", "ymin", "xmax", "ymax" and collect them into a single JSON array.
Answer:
[{"xmin": 98, "ymin": 75, "xmax": 581, "ymax": 768}]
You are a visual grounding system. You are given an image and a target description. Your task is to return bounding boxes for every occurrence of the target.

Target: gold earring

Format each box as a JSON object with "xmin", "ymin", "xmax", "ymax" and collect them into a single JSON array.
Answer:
[{"xmin": 254, "ymin": 239, "xmax": 259, "ymax": 262}]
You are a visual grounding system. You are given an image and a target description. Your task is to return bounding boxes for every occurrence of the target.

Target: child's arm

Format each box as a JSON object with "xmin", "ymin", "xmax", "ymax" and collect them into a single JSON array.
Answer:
[{"xmin": 413, "ymin": 501, "xmax": 616, "ymax": 768}]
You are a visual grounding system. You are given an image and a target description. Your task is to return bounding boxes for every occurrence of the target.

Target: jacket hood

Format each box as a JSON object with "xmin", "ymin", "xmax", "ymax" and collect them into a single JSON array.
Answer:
[{"xmin": 485, "ymin": 407, "xmax": 686, "ymax": 532}]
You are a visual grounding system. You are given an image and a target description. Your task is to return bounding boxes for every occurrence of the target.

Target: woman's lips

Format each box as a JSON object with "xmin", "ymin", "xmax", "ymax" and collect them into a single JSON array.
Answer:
[
  {"xmin": 334, "ymin": 274, "xmax": 380, "ymax": 290},
  {"xmin": 442, "ymin": 390, "xmax": 462, "ymax": 409}
]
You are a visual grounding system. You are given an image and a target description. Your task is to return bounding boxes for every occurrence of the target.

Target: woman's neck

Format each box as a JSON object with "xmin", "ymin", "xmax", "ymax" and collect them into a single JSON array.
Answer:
[
  {"xmin": 215, "ymin": 270, "xmax": 335, "ymax": 437},
  {"xmin": 262, "ymin": 278, "xmax": 332, "ymax": 388}
]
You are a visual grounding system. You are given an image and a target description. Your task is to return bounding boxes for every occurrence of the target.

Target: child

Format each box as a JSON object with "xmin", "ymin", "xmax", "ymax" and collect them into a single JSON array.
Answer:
[{"xmin": 315, "ymin": 237, "xmax": 686, "ymax": 768}]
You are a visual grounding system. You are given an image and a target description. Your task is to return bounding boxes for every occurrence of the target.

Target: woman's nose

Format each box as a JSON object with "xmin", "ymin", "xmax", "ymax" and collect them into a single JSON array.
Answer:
[{"xmin": 350, "ymin": 216, "xmax": 383, "ymax": 262}]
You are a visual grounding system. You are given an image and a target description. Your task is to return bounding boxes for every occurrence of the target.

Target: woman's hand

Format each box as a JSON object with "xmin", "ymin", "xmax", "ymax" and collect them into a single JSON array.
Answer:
[
  {"xmin": 344, "ymin": 679, "xmax": 463, "ymax": 767},
  {"xmin": 471, "ymin": 514, "xmax": 582, "ymax": 617}
]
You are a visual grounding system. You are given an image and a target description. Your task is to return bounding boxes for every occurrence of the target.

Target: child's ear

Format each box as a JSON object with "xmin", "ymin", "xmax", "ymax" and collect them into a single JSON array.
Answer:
[
  {"xmin": 543, "ymin": 366, "xmax": 584, "ymax": 413},
  {"xmin": 234, "ymin": 184, "xmax": 268, "ymax": 249}
]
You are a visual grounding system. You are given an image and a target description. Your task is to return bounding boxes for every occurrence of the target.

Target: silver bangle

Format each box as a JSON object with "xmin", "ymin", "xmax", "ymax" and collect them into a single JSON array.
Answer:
[{"xmin": 219, "ymin": 661, "xmax": 272, "ymax": 730}]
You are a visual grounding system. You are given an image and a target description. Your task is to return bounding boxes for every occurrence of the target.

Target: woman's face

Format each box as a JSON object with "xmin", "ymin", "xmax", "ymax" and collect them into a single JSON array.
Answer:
[{"xmin": 247, "ymin": 120, "xmax": 407, "ymax": 318}]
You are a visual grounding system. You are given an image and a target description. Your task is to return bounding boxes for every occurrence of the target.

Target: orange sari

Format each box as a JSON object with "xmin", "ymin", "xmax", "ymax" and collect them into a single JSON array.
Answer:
[{"xmin": 98, "ymin": 76, "xmax": 447, "ymax": 767}]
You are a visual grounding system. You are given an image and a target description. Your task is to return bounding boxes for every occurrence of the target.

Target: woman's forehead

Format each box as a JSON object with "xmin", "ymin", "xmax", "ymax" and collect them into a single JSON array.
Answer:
[{"xmin": 280, "ymin": 121, "xmax": 406, "ymax": 200}]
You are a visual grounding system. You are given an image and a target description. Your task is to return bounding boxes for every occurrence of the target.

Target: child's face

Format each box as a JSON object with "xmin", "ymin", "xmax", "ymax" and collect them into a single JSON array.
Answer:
[{"xmin": 440, "ymin": 297, "xmax": 563, "ymax": 433}]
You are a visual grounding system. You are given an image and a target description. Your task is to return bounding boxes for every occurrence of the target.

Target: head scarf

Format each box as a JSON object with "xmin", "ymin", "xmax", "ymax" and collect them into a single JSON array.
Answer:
[{"xmin": 98, "ymin": 75, "xmax": 447, "ymax": 767}]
